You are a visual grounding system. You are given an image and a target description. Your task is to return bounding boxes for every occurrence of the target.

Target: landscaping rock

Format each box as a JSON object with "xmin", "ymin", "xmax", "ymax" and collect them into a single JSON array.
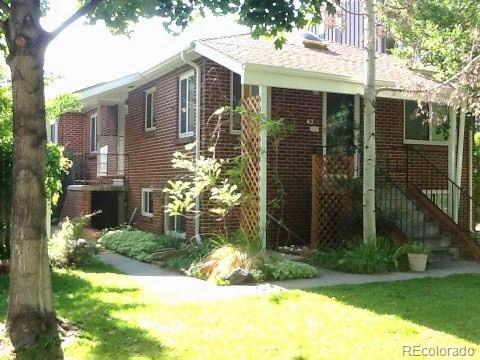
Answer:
[
  {"xmin": 149, "ymin": 248, "xmax": 188, "ymax": 261},
  {"xmin": 224, "ymin": 268, "xmax": 254, "ymax": 285}
]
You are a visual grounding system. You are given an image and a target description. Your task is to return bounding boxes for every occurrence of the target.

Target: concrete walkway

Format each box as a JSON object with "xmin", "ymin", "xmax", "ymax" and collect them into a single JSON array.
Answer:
[{"xmin": 98, "ymin": 252, "xmax": 480, "ymax": 302}]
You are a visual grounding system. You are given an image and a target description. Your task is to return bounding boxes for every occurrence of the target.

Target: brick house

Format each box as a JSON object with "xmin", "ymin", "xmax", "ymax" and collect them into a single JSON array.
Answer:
[{"xmin": 54, "ymin": 33, "xmax": 480, "ymax": 260}]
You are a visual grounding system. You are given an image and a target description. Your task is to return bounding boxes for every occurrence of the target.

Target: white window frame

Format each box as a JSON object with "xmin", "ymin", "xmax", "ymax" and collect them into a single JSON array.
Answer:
[
  {"xmin": 90, "ymin": 114, "xmax": 97, "ymax": 153},
  {"xmin": 141, "ymin": 188, "xmax": 154, "ymax": 218},
  {"xmin": 404, "ymin": 101, "xmax": 448, "ymax": 146},
  {"xmin": 145, "ymin": 87, "xmax": 156, "ymax": 131},
  {"xmin": 164, "ymin": 195, "xmax": 186, "ymax": 239},
  {"xmin": 49, "ymin": 121, "xmax": 58, "ymax": 144},
  {"xmin": 178, "ymin": 70, "xmax": 195, "ymax": 138}
]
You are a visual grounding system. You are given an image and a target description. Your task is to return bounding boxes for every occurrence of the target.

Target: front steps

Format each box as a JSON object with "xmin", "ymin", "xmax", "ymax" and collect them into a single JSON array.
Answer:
[{"xmin": 377, "ymin": 186, "xmax": 462, "ymax": 262}]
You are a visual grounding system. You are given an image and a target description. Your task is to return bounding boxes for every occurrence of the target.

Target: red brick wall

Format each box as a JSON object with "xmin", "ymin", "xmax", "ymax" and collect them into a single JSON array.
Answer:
[
  {"xmin": 269, "ymin": 88, "xmax": 323, "ymax": 246},
  {"xmin": 59, "ymin": 59, "xmax": 472, "ymax": 244},
  {"xmin": 58, "ymin": 112, "xmax": 85, "ymax": 156},
  {"xmin": 61, "ymin": 188, "xmax": 91, "ymax": 219},
  {"xmin": 125, "ymin": 63, "xmax": 199, "ymax": 237}
]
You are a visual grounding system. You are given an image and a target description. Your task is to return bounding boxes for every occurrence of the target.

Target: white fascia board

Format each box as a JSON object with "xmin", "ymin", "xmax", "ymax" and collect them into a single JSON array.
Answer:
[
  {"xmin": 193, "ymin": 41, "xmax": 244, "ymax": 76},
  {"xmin": 243, "ymin": 63, "xmax": 452, "ymax": 102},
  {"xmin": 243, "ymin": 63, "xmax": 366, "ymax": 95},
  {"xmin": 79, "ymin": 73, "xmax": 142, "ymax": 100},
  {"xmin": 141, "ymin": 47, "xmax": 198, "ymax": 82}
]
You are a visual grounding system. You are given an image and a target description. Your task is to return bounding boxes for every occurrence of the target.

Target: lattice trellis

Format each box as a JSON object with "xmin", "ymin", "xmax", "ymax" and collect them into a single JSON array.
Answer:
[
  {"xmin": 240, "ymin": 96, "xmax": 262, "ymax": 240},
  {"xmin": 311, "ymin": 154, "xmax": 357, "ymax": 248}
]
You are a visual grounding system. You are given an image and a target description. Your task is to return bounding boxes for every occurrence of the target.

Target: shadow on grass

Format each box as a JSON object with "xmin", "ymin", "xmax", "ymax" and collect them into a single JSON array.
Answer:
[
  {"xmin": 309, "ymin": 274, "xmax": 480, "ymax": 344},
  {"xmin": 0, "ymin": 262, "xmax": 167, "ymax": 360}
]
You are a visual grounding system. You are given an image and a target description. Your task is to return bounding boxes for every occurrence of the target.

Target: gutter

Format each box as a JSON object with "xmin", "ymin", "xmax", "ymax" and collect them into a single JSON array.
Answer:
[{"xmin": 180, "ymin": 50, "xmax": 202, "ymax": 244}]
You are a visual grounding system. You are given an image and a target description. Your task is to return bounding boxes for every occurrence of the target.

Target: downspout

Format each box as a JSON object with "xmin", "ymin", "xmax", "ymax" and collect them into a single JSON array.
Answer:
[
  {"xmin": 181, "ymin": 50, "xmax": 202, "ymax": 243},
  {"xmin": 454, "ymin": 100, "xmax": 466, "ymax": 223}
]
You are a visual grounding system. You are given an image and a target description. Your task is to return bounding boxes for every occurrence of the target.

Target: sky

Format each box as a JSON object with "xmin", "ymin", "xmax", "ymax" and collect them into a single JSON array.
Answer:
[{"xmin": 41, "ymin": 0, "xmax": 247, "ymax": 98}]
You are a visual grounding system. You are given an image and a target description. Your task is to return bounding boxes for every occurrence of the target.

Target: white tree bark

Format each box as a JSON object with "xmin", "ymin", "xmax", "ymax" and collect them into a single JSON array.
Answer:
[{"xmin": 362, "ymin": 0, "xmax": 377, "ymax": 244}]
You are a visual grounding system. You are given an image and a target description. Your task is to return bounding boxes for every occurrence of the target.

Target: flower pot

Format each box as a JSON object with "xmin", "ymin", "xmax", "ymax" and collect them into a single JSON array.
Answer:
[{"xmin": 407, "ymin": 253, "xmax": 428, "ymax": 272}]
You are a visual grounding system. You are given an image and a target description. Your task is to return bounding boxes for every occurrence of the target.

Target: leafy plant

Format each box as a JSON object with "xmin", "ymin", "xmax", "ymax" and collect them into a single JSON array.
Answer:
[
  {"xmin": 312, "ymin": 237, "xmax": 407, "ymax": 274},
  {"xmin": 402, "ymin": 241, "xmax": 429, "ymax": 255},
  {"xmin": 261, "ymin": 260, "xmax": 318, "ymax": 280},
  {"xmin": 48, "ymin": 216, "xmax": 95, "ymax": 268},
  {"xmin": 100, "ymin": 228, "xmax": 179, "ymax": 262}
]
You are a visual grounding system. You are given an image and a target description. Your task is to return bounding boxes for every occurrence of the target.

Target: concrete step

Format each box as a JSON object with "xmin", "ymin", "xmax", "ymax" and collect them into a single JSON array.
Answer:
[
  {"xmin": 404, "ymin": 222, "xmax": 440, "ymax": 238},
  {"xmin": 427, "ymin": 246, "xmax": 461, "ymax": 263},
  {"xmin": 423, "ymin": 235, "xmax": 452, "ymax": 249}
]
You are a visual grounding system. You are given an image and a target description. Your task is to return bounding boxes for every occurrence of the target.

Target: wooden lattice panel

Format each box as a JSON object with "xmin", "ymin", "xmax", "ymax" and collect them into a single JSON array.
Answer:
[
  {"xmin": 240, "ymin": 96, "xmax": 262, "ymax": 240},
  {"xmin": 311, "ymin": 154, "xmax": 356, "ymax": 248}
]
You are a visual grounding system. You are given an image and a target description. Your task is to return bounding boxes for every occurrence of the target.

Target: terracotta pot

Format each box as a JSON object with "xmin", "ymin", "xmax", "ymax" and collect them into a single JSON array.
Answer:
[{"xmin": 407, "ymin": 253, "xmax": 428, "ymax": 272}]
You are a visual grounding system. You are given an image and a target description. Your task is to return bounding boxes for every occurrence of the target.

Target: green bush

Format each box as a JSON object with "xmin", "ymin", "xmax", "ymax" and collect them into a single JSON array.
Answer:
[
  {"xmin": 49, "ymin": 216, "xmax": 94, "ymax": 268},
  {"xmin": 163, "ymin": 241, "xmax": 217, "ymax": 271},
  {"xmin": 261, "ymin": 260, "xmax": 318, "ymax": 280},
  {"xmin": 100, "ymin": 229, "xmax": 179, "ymax": 262},
  {"xmin": 312, "ymin": 237, "xmax": 406, "ymax": 274}
]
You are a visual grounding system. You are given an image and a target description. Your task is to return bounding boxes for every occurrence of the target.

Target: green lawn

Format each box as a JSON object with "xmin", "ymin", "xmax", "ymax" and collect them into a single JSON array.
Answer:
[{"xmin": 1, "ymin": 262, "xmax": 479, "ymax": 359}]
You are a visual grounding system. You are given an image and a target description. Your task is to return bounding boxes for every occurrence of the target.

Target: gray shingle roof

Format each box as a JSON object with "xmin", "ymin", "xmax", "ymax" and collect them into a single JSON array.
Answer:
[{"xmin": 196, "ymin": 34, "xmax": 441, "ymax": 91}]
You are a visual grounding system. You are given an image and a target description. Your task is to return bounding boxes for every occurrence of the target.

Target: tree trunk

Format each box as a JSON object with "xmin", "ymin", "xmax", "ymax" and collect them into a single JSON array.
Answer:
[
  {"xmin": 362, "ymin": 0, "xmax": 377, "ymax": 244},
  {"xmin": 6, "ymin": 0, "xmax": 56, "ymax": 349}
]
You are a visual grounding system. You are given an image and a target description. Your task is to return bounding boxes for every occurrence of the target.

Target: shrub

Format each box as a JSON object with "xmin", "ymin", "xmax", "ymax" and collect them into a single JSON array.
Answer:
[
  {"xmin": 261, "ymin": 260, "xmax": 318, "ymax": 280},
  {"xmin": 188, "ymin": 244, "xmax": 267, "ymax": 281},
  {"xmin": 100, "ymin": 229, "xmax": 179, "ymax": 262},
  {"xmin": 312, "ymin": 237, "xmax": 406, "ymax": 274},
  {"xmin": 163, "ymin": 240, "xmax": 217, "ymax": 271},
  {"xmin": 49, "ymin": 216, "xmax": 94, "ymax": 268}
]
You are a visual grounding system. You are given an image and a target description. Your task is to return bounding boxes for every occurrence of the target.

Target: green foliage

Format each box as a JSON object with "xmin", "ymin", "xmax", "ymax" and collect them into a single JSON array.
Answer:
[
  {"xmin": 46, "ymin": 142, "xmax": 73, "ymax": 205},
  {"xmin": 163, "ymin": 240, "xmax": 218, "ymax": 271},
  {"xmin": 261, "ymin": 260, "xmax": 318, "ymax": 280},
  {"xmin": 85, "ymin": 0, "xmax": 336, "ymax": 47},
  {"xmin": 312, "ymin": 237, "xmax": 406, "ymax": 274},
  {"xmin": 163, "ymin": 143, "xmax": 241, "ymax": 222},
  {"xmin": 49, "ymin": 216, "xmax": 94, "ymax": 268},
  {"xmin": 401, "ymin": 241, "xmax": 430, "ymax": 255},
  {"xmin": 46, "ymin": 93, "xmax": 83, "ymax": 124},
  {"xmin": 100, "ymin": 228, "xmax": 179, "ymax": 262},
  {"xmin": 381, "ymin": 0, "xmax": 480, "ymax": 116}
]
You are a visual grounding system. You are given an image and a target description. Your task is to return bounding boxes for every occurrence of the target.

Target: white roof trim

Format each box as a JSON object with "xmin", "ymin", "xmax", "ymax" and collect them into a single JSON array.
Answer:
[
  {"xmin": 194, "ymin": 42, "xmax": 244, "ymax": 76},
  {"xmin": 79, "ymin": 73, "xmax": 142, "ymax": 99}
]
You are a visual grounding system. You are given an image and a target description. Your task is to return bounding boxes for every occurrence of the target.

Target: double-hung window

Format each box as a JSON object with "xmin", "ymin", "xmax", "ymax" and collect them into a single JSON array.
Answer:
[
  {"xmin": 145, "ymin": 87, "xmax": 156, "ymax": 131},
  {"xmin": 141, "ymin": 188, "xmax": 154, "ymax": 217},
  {"xmin": 404, "ymin": 100, "xmax": 447, "ymax": 144},
  {"xmin": 178, "ymin": 71, "xmax": 196, "ymax": 137},
  {"xmin": 90, "ymin": 115, "xmax": 97, "ymax": 153},
  {"xmin": 49, "ymin": 122, "xmax": 58, "ymax": 144},
  {"xmin": 164, "ymin": 195, "xmax": 186, "ymax": 238}
]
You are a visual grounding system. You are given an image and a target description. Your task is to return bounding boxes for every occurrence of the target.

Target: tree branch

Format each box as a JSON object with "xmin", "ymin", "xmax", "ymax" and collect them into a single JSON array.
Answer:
[{"xmin": 49, "ymin": 0, "xmax": 103, "ymax": 41}]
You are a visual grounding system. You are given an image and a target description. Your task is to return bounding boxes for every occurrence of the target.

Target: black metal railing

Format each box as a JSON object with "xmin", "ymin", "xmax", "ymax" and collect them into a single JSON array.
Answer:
[
  {"xmin": 313, "ymin": 143, "xmax": 479, "ymax": 245},
  {"xmin": 72, "ymin": 152, "xmax": 128, "ymax": 185}
]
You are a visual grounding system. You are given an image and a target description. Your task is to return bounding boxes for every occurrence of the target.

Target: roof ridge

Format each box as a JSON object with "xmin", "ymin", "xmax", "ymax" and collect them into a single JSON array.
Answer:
[{"xmin": 196, "ymin": 32, "xmax": 252, "ymax": 42}]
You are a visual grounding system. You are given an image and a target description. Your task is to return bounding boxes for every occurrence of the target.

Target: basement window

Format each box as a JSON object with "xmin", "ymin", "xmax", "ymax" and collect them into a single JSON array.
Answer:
[
  {"xmin": 404, "ymin": 101, "xmax": 448, "ymax": 144},
  {"xmin": 141, "ymin": 188, "xmax": 154, "ymax": 217},
  {"xmin": 145, "ymin": 87, "xmax": 156, "ymax": 131},
  {"xmin": 164, "ymin": 195, "xmax": 186, "ymax": 238},
  {"xmin": 179, "ymin": 71, "xmax": 196, "ymax": 138}
]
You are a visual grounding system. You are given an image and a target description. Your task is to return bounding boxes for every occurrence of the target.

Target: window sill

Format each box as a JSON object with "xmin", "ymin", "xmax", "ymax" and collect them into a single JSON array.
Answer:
[
  {"xmin": 404, "ymin": 140, "xmax": 448, "ymax": 146},
  {"xmin": 175, "ymin": 136, "xmax": 195, "ymax": 146},
  {"xmin": 141, "ymin": 213, "xmax": 153, "ymax": 218},
  {"xmin": 165, "ymin": 230, "xmax": 186, "ymax": 239},
  {"xmin": 145, "ymin": 126, "xmax": 156, "ymax": 132}
]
